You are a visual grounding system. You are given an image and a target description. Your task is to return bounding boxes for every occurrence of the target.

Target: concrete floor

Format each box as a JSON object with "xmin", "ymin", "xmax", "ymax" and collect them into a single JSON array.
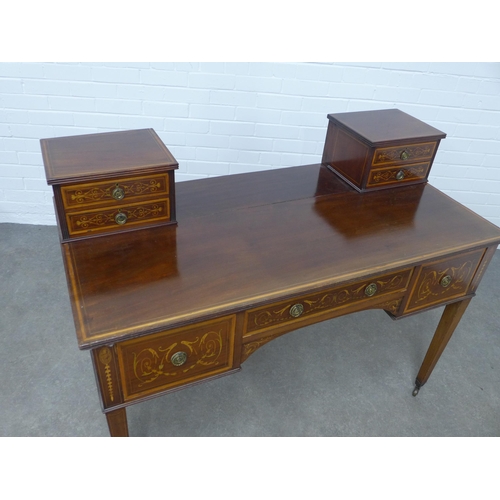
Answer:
[{"xmin": 1, "ymin": 222, "xmax": 500, "ymax": 437}]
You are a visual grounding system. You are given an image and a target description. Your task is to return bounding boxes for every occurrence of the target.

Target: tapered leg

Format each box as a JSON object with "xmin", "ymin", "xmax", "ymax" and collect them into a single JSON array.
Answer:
[
  {"xmin": 105, "ymin": 407, "xmax": 129, "ymax": 437},
  {"xmin": 413, "ymin": 298, "xmax": 472, "ymax": 396}
]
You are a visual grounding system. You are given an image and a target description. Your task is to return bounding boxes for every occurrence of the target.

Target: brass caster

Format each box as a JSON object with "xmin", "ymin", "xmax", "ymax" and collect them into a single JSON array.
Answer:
[{"xmin": 412, "ymin": 386, "xmax": 420, "ymax": 397}]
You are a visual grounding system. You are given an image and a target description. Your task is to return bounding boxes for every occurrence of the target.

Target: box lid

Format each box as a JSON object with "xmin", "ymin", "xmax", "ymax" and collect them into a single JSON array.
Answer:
[
  {"xmin": 41, "ymin": 128, "xmax": 178, "ymax": 185},
  {"xmin": 327, "ymin": 109, "xmax": 446, "ymax": 146}
]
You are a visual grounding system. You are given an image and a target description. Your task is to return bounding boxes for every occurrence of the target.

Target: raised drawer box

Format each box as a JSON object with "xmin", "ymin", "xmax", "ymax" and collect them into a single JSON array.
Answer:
[
  {"xmin": 41, "ymin": 128, "xmax": 178, "ymax": 241},
  {"xmin": 116, "ymin": 316, "xmax": 236, "ymax": 401},
  {"xmin": 322, "ymin": 109, "xmax": 446, "ymax": 192}
]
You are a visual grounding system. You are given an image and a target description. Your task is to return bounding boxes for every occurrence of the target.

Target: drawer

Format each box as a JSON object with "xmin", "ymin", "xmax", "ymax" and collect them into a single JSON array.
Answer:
[
  {"xmin": 404, "ymin": 249, "xmax": 484, "ymax": 313},
  {"xmin": 60, "ymin": 173, "xmax": 170, "ymax": 210},
  {"xmin": 367, "ymin": 162, "xmax": 430, "ymax": 188},
  {"xmin": 245, "ymin": 268, "xmax": 412, "ymax": 336},
  {"xmin": 372, "ymin": 141, "xmax": 437, "ymax": 167},
  {"xmin": 66, "ymin": 199, "xmax": 170, "ymax": 237},
  {"xmin": 117, "ymin": 316, "xmax": 236, "ymax": 401}
]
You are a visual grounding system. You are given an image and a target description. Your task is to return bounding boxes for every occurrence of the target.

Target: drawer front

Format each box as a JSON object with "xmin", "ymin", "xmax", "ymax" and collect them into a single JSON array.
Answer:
[
  {"xmin": 372, "ymin": 141, "xmax": 437, "ymax": 167},
  {"xmin": 245, "ymin": 269, "xmax": 412, "ymax": 336},
  {"xmin": 117, "ymin": 316, "xmax": 236, "ymax": 401},
  {"xmin": 66, "ymin": 199, "xmax": 170, "ymax": 237},
  {"xmin": 367, "ymin": 162, "xmax": 430, "ymax": 188},
  {"xmin": 61, "ymin": 173, "xmax": 170, "ymax": 210},
  {"xmin": 405, "ymin": 249, "xmax": 484, "ymax": 313}
]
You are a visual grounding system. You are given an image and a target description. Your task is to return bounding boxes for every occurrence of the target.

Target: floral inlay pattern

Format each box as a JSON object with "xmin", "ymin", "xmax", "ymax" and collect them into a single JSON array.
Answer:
[
  {"xmin": 63, "ymin": 176, "xmax": 167, "ymax": 207},
  {"xmin": 73, "ymin": 204, "xmax": 164, "ymax": 228},
  {"xmin": 131, "ymin": 330, "xmax": 225, "ymax": 388},
  {"xmin": 246, "ymin": 271, "xmax": 410, "ymax": 333},
  {"xmin": 370, "ymin": 164, "xmax": 428, "ymax": 185},
  {"xmin": 373, "ymin": 143, "xmax": 436, "ymax": 165},
  {"xmin": 98, "ymin": 347, "xmax": 114, "ymax": 402},
  {"xmin": 414, "ymin": 262, "xmax": 473, "ymax": 305}
]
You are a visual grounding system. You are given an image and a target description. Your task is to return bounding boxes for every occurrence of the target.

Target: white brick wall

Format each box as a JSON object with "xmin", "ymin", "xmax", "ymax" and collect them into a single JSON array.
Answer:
[{"xmin": 0, "ymin": 62, "xmax": 499, "ymax": 226}]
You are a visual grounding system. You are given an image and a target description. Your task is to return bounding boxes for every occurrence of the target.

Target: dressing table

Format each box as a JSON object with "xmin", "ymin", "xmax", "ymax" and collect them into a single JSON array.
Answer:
[{"xmin": 41, "ymin": 112, "xmax": 500, "ymax": 436}]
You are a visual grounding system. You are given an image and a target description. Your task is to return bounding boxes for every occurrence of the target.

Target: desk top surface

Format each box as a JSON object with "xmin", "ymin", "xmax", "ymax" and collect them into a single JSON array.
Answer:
[{"xmin": 62, "ymin": 164, "xmax": 500, "ymax": 348}]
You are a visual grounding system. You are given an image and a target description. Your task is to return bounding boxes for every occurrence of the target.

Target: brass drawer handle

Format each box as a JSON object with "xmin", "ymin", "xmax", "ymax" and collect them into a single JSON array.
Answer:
[
  {"xmin": 114, "ymin": 211, "xmax": 127, "ymax": 225},
  {"xmin": 289, "ymin": 303, "xmax": 304, "ymax": 318},
  {"xmin": 440, "ymin": 275, "xmax": 452, "ymax": 288},
  {"xmin": 396, "ymin": 170, "xmax": 405, "ymax": 181},
  {"xmin": 112, "ymin": 185, "xmax": 125, "ymax": 201},
  {"xmin": 365, "ymin": 283, "xmax": 378, "ymax": 297},
  {"xmin": 171, "ymin": 351, "xmax": 188, "ymax": 367},
  {"xmin": 400, "ymin": 150, "xmax": 409, "ymax": 161}
]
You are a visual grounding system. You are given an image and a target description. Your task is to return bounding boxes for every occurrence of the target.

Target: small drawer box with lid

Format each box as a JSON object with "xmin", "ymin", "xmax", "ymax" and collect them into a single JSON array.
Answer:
[
  {"xmin": 41, "ymin": 128, "xmax": 178, "ymax": 241},
  {"xmin": 321, "ymin": 109, "xmax": 446, "ymax": 192}
]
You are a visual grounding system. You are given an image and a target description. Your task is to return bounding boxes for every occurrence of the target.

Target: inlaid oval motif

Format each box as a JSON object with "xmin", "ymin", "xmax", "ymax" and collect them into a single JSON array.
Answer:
[{"xmin": 98, "ymin": 347, "xmax": 112, "ymax": 365}]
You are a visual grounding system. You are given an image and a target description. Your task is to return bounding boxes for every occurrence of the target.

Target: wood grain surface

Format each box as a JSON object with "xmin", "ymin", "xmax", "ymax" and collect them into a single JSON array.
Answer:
[{"xmin": 61, "ymin": 164, "xmax": 500, "ymax": 348}]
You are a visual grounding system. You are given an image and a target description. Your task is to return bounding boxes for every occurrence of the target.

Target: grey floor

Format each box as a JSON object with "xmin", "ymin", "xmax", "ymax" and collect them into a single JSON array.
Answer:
[{"xmin": 1, "ymin": 222, "xmax": 500, "ymax": 437}]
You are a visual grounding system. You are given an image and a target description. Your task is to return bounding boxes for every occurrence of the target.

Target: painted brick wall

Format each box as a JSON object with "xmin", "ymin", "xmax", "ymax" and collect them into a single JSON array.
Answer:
[{"xmin": 1, "ymin": 62, "xmax": 499, "ymax": 226}]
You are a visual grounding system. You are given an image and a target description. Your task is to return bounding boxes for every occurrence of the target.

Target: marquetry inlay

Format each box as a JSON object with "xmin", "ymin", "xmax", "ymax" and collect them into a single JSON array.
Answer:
[
  {"xmin": 73, "ymin": 204, "xmax": 165, "ymax": 228},
  {"xmin": 415, "ymin": 262, "xmax": 473, "ymax": 304},
  {"xmin": 66, "ymin": 200, "xmax": 170, "ymax": 235},
  {"xmin": 373, "ymin": 142, "xmax": 436, "ymax": 165},
  {"xmin": 246, "ymin": 270, "xmax": 411, "ymax": 334},
  {"xmin": 241, "ymin": 335, "xmax": 277, "ymax": 363},
  {"xmin": 61, "ymin": 174, "xmax": 169, "ymax": 209},
  {"xmin": 74, "ymin": 179, "xmax": 163, "ymax": 203},
  {"xmin": 131, "ymin": 330, "xmax": 225, "ymax": 388},
  {"xmin": 378, "ymin": 298, "xmax": 403, "ymax": 315},
  {"xmin": 369, "ymin": 164, "xmax": 428, "ymax": 185},
  {"xmin": 98, "ymin": 347, "xmax": 114, "ymax": 402},
  {"xmin": 405, "ymin": 250, "xmax": 484, "ymax": 312},
  {"xmin": 117, "ymin": 317, "xmax": 235, "ymax": 399}
]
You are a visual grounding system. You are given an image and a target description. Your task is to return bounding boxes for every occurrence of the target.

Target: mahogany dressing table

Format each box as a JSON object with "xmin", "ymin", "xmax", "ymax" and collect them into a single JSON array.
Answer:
[{"xmin": 41, "ymin": 115, "xmax": 500, "ymax": 437}]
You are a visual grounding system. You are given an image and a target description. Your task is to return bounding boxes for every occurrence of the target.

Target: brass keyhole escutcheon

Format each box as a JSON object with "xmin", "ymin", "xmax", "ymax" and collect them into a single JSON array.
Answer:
[
  {"xmin": 115, "ymin": 211, "xmax": 127, "ymax": 225},
  {"xmin": 289, "ymin": 303, "xmax": 304, "ymax": 318},
  {"xmin": 440, "ymin": 275, "xmax": 452, "ymax": 288},
  {"xmin": 396, "ymin": 170, "xmax": 405, "ymax": 181},
  {"xmin": 112, "ymin": 185, "xmax": 125, "ymax": 201},
  {"xmin": 171, "ymin": 351, "xmax": 188, "ymax": 367},
  {"xmin": 365, "ymin": 283, "xmax": 378, "ymax": 297},
  {"xmin": 400, "ymin": 150, "xmax": 409, "ymax": 161}
]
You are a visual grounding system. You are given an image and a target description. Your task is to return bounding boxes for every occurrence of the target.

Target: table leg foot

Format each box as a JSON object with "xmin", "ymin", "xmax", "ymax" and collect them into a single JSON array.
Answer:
[
  {"xmin": 414, "ymin": 298, "xmax": 471, "ymax": 393},
  {"xmin": 105, "ymin": 407, "xmax": 129, "ymax": 437},
  {"xmin": 412, "ymin": 378, "xmax": 423, "ymax": 397}
]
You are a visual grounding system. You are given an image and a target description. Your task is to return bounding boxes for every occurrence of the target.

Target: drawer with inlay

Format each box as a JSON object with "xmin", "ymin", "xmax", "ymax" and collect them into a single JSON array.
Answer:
[
  {"xmin": 65, "ymin": 199, "xmax": 171, "ymax": 237},
  {"xmin": 403, "ymin": 249, "xmax": 485, "ymax": 314},
  {"xmin": 244, "ymin": 268, "xmax": 413, "ymax": 336},
  {"xmin": 371, "ymin": 142, "xmax": 437, "ymax": 167},
  {"xmin": 367, "ymin": 162, "xmax": 431, "ymax": 188},
  {"xmin": 60, "ymin": 172, "xmax": 170, "ymax": 210},
  {"xmin": 116, "ymin": 316, "xmax": 236, "ymax": 401}
]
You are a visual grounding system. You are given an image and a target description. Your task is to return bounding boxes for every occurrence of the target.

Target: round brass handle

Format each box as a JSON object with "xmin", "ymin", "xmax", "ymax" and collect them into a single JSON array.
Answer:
[
  {"xmin": 400, "ymin": 150, "xmax": 409, "ymax": 161},
  {"xmin": 114, "ymin": 212, "xmax": 127, "ymax": 225},
  {"xmin": 289, "ymin": 303, "xmax": 304, "ymax": 318},
  {"xmin": 440, "ymin": 275, "xmax": 452, "ymax": 288},
  {"xmin": 396, "ymin": 170, "xmax": 405, "ymax": 181},
  {"xmin": 171, "ymin": 351, "xmax": 188, "ymax": 367},
  {"xmin": 365, "ymin": 283, "xmax": 378, "ymax": 297},
  {"xmin": 112, "ymin": 185, "xmax": 125, "ymax": 201}
]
